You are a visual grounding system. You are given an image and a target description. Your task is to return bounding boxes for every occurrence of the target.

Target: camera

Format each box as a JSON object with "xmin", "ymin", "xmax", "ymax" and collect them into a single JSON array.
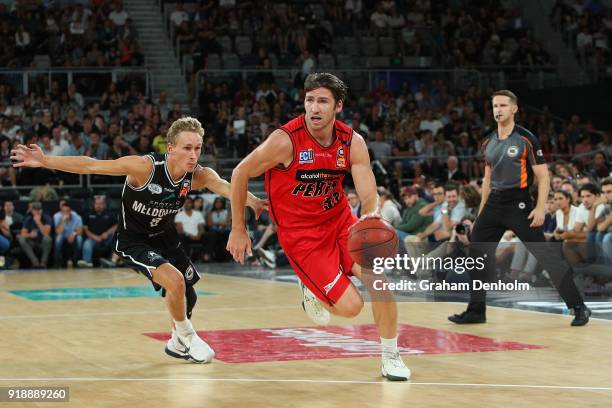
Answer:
[{"xmin": 455, "ymin": 223, "xmax": 467, "ymax": 235}]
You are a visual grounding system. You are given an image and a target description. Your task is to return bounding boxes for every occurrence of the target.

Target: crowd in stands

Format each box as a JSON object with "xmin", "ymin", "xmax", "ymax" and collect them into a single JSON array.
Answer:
[
  {"xmin": 164, "ymin": 0, "xmax": 556, "ymax": 81},
  {"xmin": 0, "ymin": 0, "xmax": 143, "ymax": 68},
  {"xmin": 0, "ymin": 2, "xmax": 609, "ymax": 285},
  {"xmin": 0, "ymin": 191, "xmax": 236, "ymax": 269},
  {"xmin": 551, "ymin": 0, "xmax": 612, "ymax": 79}
]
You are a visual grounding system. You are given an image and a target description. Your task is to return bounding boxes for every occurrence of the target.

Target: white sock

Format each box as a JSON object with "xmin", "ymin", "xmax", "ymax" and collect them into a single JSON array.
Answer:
[
  {"xmin": 174, "ymin": 318, "xmax": 193, "ymax": 335},
  {"xmin": 381, "ymin": 336, "xmax": 398, "ymax": 353}
]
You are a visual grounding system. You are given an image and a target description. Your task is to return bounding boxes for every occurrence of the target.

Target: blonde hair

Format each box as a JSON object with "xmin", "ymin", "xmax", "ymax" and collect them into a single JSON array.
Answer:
[{"xmin": 167, "ymin": 116, "xmax": 205, "ymax": 144}]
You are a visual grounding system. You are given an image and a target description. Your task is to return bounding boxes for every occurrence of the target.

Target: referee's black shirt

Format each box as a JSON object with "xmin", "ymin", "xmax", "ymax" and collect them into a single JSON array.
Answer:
[{"xmin": 482, "ymin": 125, "xmax": 546, "ymax": 191}]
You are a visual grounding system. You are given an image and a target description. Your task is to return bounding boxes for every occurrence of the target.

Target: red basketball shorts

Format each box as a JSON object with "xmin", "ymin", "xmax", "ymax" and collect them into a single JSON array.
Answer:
[{"xmin": 277, "ymin": 208, "xmax": 359, "ymax": 306}]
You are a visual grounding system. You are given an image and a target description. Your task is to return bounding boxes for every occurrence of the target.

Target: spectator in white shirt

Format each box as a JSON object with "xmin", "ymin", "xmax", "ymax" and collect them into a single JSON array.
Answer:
[
  {"xmin": 108, "ymin": 4, "xmax": 129, "ymax": 27},
  {"xmin": 378, "ymin": 189, "xmax": 402, "ymax": 227},
  {"xmin": 370, "ymin": 5, "xmax": 389, "ymax": 29},
  {"xmin": 175, "ymin": 197, "xmax": 207, "ymax": 260},
  {"xmin": 170, "ymin": 2, "xmax": 190, "ymax": 28}
]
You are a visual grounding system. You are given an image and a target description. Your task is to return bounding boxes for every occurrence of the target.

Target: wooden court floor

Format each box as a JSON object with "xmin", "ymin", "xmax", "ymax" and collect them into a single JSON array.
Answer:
[{"xmin": 1, "ymin": 268, "xmax": 611, "ymax": 407}]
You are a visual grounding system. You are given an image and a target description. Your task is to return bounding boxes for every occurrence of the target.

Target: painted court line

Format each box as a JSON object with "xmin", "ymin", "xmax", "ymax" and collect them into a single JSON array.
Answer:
[
  {"xmin": 0, "ymin": 378, "xmax": 610, "ymax": 391},
  {"xmin": 0, "ymin": 305, "xmax": 298, "ymax": 320}
]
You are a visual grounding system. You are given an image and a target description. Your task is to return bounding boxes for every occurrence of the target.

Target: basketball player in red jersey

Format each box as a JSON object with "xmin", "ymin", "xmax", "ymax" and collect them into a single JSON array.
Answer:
[{"xmin": 227, "ymin": 73, "xmax": 410, "ymax": 381}]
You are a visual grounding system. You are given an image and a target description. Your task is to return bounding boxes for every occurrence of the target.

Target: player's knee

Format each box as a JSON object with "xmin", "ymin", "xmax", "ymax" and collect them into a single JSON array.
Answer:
[
  {"xmin": 338, "ymin": 296, "xmax": 363, "ymax": 318},
  {"xmin": 166, "ymin": 273, "xmax": 185, "ymax": 296}
]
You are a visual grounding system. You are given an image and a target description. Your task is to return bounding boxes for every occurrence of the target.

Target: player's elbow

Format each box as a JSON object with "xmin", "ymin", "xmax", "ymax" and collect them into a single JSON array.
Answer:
[{"xmin": 231, "ymin": 163, "xmax": 250, "ymax": 182}]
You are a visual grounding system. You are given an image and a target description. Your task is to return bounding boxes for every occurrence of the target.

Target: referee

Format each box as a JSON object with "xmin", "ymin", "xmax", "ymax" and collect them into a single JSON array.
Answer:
[{"xmin": 448, "ymin": 90, "xmax": 591, "ymax": 326}]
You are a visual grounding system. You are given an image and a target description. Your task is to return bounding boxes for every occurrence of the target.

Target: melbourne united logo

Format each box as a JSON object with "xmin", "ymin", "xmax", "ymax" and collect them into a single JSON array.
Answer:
[
  {"xmin": 148, "ymin": 183, "xmax": 162, "ymax": 194},
  {"xmin": 507, "ymin": 146, "xmax": 519, "ymax": 158},
  {"xmin": 186, "ymin": 265, "xmax": 195, "ymax": 280}
]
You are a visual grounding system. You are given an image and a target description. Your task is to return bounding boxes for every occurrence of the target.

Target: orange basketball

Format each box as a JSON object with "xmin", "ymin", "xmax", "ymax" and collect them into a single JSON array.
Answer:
[{"xmin": 348, "ymin": 217, "xmax": 399, "ymax": 268}]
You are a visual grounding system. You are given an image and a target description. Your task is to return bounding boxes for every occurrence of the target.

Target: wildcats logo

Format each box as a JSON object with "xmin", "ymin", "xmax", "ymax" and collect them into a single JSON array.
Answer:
[
  {"xmin": 299, "ymin": 149, "xmax": 314, "ymax": 164},
  {"xmin": 336, "ymin": 146, "xmax": 346, "ymax": 168},
  {"xmin": 179, "ymin": 179, "xmax": 191, "ymax": 198},
  {"xmin": 292, "ymin": 180, "xmax": 338, "ymax": 197}
]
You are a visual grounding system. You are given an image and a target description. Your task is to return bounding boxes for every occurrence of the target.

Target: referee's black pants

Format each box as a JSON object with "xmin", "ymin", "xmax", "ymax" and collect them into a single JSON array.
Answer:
[{"xmin": 467, "ymin": 188, "xmax": 584, "ymax": 310}]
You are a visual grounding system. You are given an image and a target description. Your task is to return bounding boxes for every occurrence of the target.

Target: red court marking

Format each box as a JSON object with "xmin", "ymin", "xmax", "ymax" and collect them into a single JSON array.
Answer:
[{"xmin": 144, "ymin": 324, "xmax": 544, "ymax": 363}]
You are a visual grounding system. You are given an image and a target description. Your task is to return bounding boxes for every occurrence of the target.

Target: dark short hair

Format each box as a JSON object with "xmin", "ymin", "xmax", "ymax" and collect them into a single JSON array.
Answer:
[
  {"xmin": 444, "ymin": 182, "xmax": 459, "ymax": 193},
  {"xmin": 602, "ymin": 177, "xmax": 612, "ymax": 187},
  {"xmin": 491, "ymin": 89, "xmax": 518, "ymax": 105},
  {"xmin": 304, "ymin": 73, "xmax": 348, "ymax": 103},
  {"xmin": 579, "ymin": 183, "xmax": 601, "ymax": 195}
]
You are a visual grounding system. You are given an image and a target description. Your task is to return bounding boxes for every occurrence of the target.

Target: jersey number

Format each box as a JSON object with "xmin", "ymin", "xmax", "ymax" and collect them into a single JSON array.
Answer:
[
  {"xmin": 323, "ymin": 192, "xmax": 341, "ymax": 211},
  {"xmin": 150, "ymin": 217, "xmax": 162, "ymax": 227}
]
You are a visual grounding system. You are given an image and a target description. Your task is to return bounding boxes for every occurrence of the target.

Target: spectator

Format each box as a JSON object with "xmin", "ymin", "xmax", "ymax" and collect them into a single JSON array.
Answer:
[
  {"xmin": 108, "ymin": 3, "xmax": 129, "ymax": 28},
  {"xmin": 370, "ymin": 4, "xmax": 389, "ymax": 29},
  {"xmin": 53, "ymin": 200, "xmax": 83, "ymax": 267},
  {"xmin": 369, "ymin": 130, "xmax": 392, "ymax": 164},
  {"xmin": 207, "ymin": 197, "xmax": 231, "ymax": 261},
  {"xmin": 86, "ymin": 131, "xmax": 110, "ymax": 160},
  {"xmin": 416, "ymin": 183, "xmax": 447, "ymax": 241},
  {"xmin": 228, "ymin": 106, "xmax": 248, "ymax": 158},
  {"xmin": 78, "ymin": 196, "xmax": 117, "ymax": 268},
  {"xmin": 438, "ymin": 183, "xmax": 467, "ymax": 240},
  {"xmin": 459, "ymin": 184, "xmax": 481, "ymax": 216},
  {"xmin": 2, "ymin": 201, "xmax": 25, "ymax": 232},
  {"xmin": 378, "ymin": 188, "xmax": 401, "ymax": 226},
  {"xmin": 553, "ymin": 189, "xmax": 579, "ymax": 241},
  {"xmin": 396, "ymin": 186, "xmax": 432, "ymax": 242},
  {"xmin": 443, "ymin": 155, "xmax": 467, "ymax": 183},
  {"xmin": 200, "ymin": 134, "xmax": 218, "ymax": 170},
  {"xmin": 347, "ymin": 189, "xmax": 361, "ymax": 217},
  {"xmin": 170, "ymin": 2, "xmax": 190, "ymax": 28},
  {"xmin": 17, "ymin": 202, "xmax": 53, "ymax": 268},
  {"xmin": 596, "ymin": 178, "xmax": 612, "ymax": 262},
  {"xmin": 175, "ymin": 197, "xmax": 207, "ymax": 261}
]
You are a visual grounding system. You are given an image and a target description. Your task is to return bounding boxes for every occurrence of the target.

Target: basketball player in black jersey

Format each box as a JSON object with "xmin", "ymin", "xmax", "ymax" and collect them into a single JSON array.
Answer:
[{"xmin": 12, "ymin": 117, "xmax": 266, "ymax": 363}]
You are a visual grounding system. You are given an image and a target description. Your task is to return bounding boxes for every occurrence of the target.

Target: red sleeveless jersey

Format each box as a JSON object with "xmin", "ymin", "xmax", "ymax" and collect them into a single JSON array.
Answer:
[{"xmin": 265, "ymin": 114, "xmax": 354, "ymax": 229}]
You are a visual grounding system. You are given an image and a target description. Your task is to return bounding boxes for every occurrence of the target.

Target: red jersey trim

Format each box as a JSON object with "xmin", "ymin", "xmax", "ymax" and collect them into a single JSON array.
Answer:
[
  {"xmin": 273, "ymin": 127, "xmax": 296, "ymax": 172},
  {"xmin": 301, "ymin": 115, "xmax": 340, "ymax": 150}
]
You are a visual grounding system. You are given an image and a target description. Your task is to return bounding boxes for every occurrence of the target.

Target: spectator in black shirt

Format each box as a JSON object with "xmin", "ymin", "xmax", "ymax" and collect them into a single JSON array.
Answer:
[{"xmin": 78, "ymin": 195, "xmax": 117, "ymax": 267}]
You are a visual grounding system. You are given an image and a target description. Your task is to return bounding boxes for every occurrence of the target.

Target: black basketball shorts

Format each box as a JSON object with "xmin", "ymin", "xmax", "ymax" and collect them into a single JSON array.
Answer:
[{"xmin": 114, "ymin": 228, "xmax": 200, "ymax": 291}]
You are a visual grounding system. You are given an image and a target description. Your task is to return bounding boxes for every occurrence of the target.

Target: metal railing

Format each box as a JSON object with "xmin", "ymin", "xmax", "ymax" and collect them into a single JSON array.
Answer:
[
  {"xmin": 0, "ymin": 68, "xmax": 152, "ymax": 98},
  {"xmin": 195, "ymin": 68, "xmax": 485, "ymax": 100}
]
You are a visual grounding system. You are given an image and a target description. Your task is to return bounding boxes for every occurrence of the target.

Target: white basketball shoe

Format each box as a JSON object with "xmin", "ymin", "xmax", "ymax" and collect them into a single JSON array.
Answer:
[
  {"xmin": 299, "ymin": 281, "xmax": 331, "ymax": 325},
  {"xmin": 165, "ymin": 329, "xmax": 215, "ymax": 363},
  {"xmin": 381, "ymin": 350, "xmax": 411, "ymax": 381}
]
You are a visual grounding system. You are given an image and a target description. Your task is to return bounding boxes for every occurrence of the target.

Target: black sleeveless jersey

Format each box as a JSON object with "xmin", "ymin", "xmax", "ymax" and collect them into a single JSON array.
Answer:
[{"xmin": 118, "ymin": 153, "xmax": 195, "ymax": 235}]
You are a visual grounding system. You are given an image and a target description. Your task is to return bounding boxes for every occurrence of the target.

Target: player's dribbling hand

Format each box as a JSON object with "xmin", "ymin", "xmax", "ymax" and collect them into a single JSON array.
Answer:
[
  {"xmin": 227, "ymin": 228, "xmax": 252, "ymax": 264},
  {"xmin": 11, "ymin": 144, "xmax": 45, "ymax": 168},
  {"xmin": 359, "ymin": 212, "xmax": 381, "ymax": 221},
  {"xmin": 528, "ymin": 207, "xmax": 545, "ymax": 227}
]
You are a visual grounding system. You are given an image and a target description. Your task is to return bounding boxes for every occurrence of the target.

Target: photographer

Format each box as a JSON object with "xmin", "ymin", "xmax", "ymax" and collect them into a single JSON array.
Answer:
[{"xmin": 416, "ymin": 215, "xmax": 475, "ymax": 282}]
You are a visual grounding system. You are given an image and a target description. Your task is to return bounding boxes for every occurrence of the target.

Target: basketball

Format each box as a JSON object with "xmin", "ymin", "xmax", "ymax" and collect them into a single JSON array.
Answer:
[{"xmin": 348, "ymin": 217, "xmax": 399, "ymax": 268}]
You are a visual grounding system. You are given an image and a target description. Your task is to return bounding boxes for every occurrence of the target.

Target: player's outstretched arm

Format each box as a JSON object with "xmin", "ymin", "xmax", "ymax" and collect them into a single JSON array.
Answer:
[
  {"xmin": 192, "ymin": 165, "xmax": 267, "ymax": 219},
  {"xmin": 227, "ymin": 129, "xmax": 292, "ymax": 264},
  {"xmin": 11, "ymin": 143, "xmax": 151, "ymax": 179},
  {"xmin": 350, "ymin": 132, "xmax": 380, "ymax": 216}
]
